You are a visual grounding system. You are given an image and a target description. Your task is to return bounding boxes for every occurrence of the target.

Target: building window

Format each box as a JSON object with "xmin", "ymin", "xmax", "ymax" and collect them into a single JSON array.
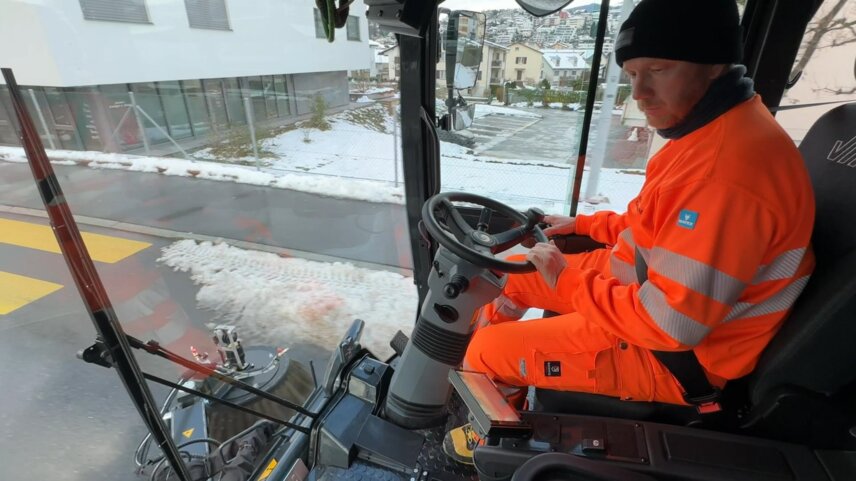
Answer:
[
  {"xmin": 274, "ymin": 75, "xmax": 290, "ymax": 117},
  {"xmin": 515, "ymin": 57, "xmax": 527, "ymax": 65},
  {"xmin": 185, "ymin": 0, "xmax": 230, "ymax": 31},
  {"xmin": 130, "ymin": 82, "xmax": 169, "ymax": 144},
  {"xmin": 79, "ymin": 0, "xmax": 150, "ymax": 24},
  {"xmin": 181, "ymin": 80, "xmax": 211, "ymax": 135},
  {"xmin": 157, "ymin": 81, "xmax": 194, "ymax": 139},
  {"xmin": 222, "ymin": 78, "xmax": 246, "ymax": 124},
  {"xmin": 346, "ymin": 16, "xmax": 361, "ymax": 41},
  {"xmin": 314, "ymin": 9, "xmax": 325, "ymax": 39}
]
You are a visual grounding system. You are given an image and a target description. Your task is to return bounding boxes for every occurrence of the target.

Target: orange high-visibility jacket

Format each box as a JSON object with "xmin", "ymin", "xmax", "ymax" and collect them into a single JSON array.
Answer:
[{"xmin": 560, "ymin": 95, "xmax": 815, "ymax": 383}]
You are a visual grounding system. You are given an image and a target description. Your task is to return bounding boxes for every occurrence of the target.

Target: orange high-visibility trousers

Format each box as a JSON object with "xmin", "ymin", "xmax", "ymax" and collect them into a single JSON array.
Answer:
[{"xmin": 465, "ymin": 249, "xmax": 687, "ymax": 405}]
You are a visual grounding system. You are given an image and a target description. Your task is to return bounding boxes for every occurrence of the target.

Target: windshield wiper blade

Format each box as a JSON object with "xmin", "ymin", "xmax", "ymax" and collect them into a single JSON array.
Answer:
[{"xmin": 1, "ymin": 67, "xmax": 194, "ymax": 481}]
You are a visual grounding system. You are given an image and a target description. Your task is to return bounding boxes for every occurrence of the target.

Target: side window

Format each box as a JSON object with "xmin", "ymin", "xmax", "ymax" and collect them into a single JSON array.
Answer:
[
  {"xmin": 79, "ymin": 0, "xmax": 150, "ymax": 23},
  {"xmin": 313, "ymin": 8, "xmax": 325, "ymax": 38},
  {"xmin": 346, "ymin": 15, "xmax": 361, "ymax": 41},
  {"xmin": 185, "ymin": 0, "xmax": 230, "ymax": 31},
  {"xmin": 778, "ymin": 0, "xmax": 856, "ymax": 143}
]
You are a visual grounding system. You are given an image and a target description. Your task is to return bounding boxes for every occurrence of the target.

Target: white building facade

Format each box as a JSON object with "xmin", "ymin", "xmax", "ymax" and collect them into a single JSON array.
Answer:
[{"xmin": 0, "ymin": 0, "xmax": 371, "ymax": 152}]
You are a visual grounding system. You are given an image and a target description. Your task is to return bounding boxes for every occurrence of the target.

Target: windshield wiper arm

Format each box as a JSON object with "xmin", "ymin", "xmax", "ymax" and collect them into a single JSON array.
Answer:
[
  {"xmin": 141, "ymin": 372, "xmax": 311, "ymax": 434},
  {"xmin": 127, "ymin": 336, "xmax": 318, "ymax": 418},
  {"xmin": 2, "ymin": 67, "xmax": 194, "ymax": 481}
]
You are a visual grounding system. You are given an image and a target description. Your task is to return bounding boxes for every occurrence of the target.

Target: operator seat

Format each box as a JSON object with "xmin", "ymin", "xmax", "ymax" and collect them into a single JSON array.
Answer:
[{"xmin": 535, "ymin": 103, "xmax": 856, "ymax": 446}]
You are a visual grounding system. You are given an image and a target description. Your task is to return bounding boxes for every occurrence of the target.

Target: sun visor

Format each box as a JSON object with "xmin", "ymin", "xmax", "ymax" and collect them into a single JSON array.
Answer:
[{"xmin": 365, "ymin": 0, "xmax": 436, "ymax": 37}]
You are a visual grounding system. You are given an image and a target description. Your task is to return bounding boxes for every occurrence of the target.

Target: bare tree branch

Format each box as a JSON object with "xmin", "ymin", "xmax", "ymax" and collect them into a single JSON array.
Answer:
[
  {"xmin": 821, "ymin": 86, "xmax": 856, "ymax": 95},
  {"xmin": 791, "ymin": 0, "xmax": 850, "ymax": 77}
]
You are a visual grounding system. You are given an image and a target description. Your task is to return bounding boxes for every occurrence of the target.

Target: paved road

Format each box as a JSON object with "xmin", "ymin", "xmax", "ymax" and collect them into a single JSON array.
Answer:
[
  {"xmin": 0, "ymin": 212, "xmax": 330, "ymax": 481},
  {"xmin": 0, "ymin": 161, "xmax": 412, "ymax": 270},
  {"xmin": 471, "ymin": 107, "xmax": 649, "ymax": 169}
]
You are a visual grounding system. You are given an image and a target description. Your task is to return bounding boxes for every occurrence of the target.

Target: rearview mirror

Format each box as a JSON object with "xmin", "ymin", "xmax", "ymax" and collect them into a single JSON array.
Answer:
[
  {"xmin": 515, "ymin": 0, "xmax": 575, "ymax": 17},
  {"xmin": 445, "ymin": 10, "xmax": 486, "ymax": 90}
]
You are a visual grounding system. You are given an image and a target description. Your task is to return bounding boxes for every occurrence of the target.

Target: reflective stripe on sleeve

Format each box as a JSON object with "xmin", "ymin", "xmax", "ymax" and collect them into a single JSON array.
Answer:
[
  {"xmin": 649, "ymin": 247, "xmax": 746, "ymax": 305},
  {"xmin": 638, "ymin": 281, "xmax": 711, "ymax": 346},
  {"xmin": 609, "ymin": 255, "xmax": 638, "ymax": 285},
  {"xmin": 724, "ymin": 275, "xmax": 810, "ymax": 322},
  {"xmin": 752, "ymin": 248, "xmax": 806, "ymax": 284}
]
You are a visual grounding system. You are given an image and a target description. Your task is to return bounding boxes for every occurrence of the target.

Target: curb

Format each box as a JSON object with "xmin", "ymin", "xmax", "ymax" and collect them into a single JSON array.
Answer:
[{"xmin": 0, "ymin": 204, "xmax": 413, "ymax": 277}]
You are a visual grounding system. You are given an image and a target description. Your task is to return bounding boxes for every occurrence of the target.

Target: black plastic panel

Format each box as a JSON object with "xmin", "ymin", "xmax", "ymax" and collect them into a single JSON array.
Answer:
[{"xmin": 663, "ymin": 432, "xmax": 791, "ymax": 477}]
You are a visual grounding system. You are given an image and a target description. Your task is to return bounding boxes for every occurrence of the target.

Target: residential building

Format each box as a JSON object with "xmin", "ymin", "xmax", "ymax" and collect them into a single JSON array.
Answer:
[
  {"xmin": 383, "ymin": 46, "xmax": 401, "ymax": 82},
  {"xmin": 504, "ymin": 43, "xmax": 543, "ymax": 86},
  {"xmin": 0, "ymin": 0, "xmax": 370, "ymax": 153},
  {"xmin": 469, "ymin": 41, "xmax": 508, "ymax": 98},
  {"xmin": 369, "ymin": 41, "xmax": 390, "ymax": 81},
  {"xmin": 541, "ymin": 50, "xmax": 590, "ymax": 87}
]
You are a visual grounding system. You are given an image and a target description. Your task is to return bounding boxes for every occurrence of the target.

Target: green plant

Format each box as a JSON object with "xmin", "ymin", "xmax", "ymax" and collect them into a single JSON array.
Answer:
[{"xmin": 308, "ymin": 94, "xmax": 331, "ymax": 131}]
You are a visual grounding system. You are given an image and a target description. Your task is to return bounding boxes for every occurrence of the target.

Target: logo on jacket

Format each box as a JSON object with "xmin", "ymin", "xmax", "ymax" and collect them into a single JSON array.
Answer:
[
  {"xmin": 544, "ymin": 361, "xmax": 561, "ymax": 377},
  {"xmin": 828, "ymin": 136, "xmax": 856, "ymax": 167},
  {"xmin": 677, "ymin": 209, "xmax": 699, "ymax": 229}
]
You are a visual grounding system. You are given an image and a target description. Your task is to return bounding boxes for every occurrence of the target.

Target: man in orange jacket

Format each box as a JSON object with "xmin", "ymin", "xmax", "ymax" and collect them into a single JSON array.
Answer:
[{"xmin": 443, "ymin": 0, "xmax": 815, "ymax": 465}]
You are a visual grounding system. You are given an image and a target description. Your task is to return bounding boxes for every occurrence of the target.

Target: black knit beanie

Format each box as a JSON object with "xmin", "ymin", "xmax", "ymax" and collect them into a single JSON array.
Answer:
[{"xmin": 615, "ymin": 0, "xmax": 743, "ymax": 67}]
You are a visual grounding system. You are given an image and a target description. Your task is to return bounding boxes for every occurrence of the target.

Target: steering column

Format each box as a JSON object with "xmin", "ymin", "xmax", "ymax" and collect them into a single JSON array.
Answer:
[{"xmin": 383, "ymin": 192, "xmax": 546, "ymax": 429}]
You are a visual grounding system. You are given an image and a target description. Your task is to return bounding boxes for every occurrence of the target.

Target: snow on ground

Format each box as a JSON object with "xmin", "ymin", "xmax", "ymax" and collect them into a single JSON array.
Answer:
[
  {"xmin": 0, "ymin": 103, "xmax": 646, "ymax": 213},
  {"xmin": 363, "ymin": 87, "xmax": 394, "ymax": 95},
  {"xmin": 473, "ymin": 104, "xmax": 541, "ymax": 119},
  {"xmin": 159, "ymin": 239, "xmax": 417, "ymax": 358},
  {"xmin": 356, "ymin": 95, "xmax": 374, "ymax": 103},
  {"xmin": 0, "ymin": 145, "xmax": 404, "ymax": 204}
]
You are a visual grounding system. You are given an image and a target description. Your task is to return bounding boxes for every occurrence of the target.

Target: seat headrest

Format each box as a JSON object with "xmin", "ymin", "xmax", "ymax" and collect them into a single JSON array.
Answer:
[{"xmin": 798, "ymin": 103, "xmax": 856, "ymax": 264}]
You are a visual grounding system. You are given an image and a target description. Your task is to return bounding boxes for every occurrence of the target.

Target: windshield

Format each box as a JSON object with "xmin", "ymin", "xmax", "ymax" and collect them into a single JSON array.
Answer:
[{"xmin": 1, "ymin": 0, "xmax": 854, "ymax": 480}]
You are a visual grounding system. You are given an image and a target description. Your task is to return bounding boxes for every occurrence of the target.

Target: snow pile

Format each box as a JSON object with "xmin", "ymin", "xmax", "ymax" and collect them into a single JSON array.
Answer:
[
  {"xmin": 474, "ymin": 104, "xmax": 541, "ymax": 119},
  {"xmin": 159, "ymin": 240, "xmax": 418, "ymax": 358},
  {"xmin": 0, "ymin": 146, "xmax": 404, "ymax": 205},
  {"xmin": 356, "ymin": 95, "xmax": 374, "ymax": 103},
  {"xmin": 364, "ymin": 87, "xmax": 394, "ymax": 95}
]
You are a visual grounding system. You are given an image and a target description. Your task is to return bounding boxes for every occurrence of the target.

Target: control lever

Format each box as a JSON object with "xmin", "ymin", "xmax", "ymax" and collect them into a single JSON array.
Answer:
[{"xmin": 524, "ymin": 207, "xmax": 545, "ymax": 230}]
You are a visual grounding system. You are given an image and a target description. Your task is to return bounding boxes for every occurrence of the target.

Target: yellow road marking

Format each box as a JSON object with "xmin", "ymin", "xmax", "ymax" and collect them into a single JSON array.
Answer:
[
  {"xmin": 0, "ymin": 218, "xmax": 150, "ymax": 263},
  {"xmin": 0, "ymin": 271, "xmax": 63, "ymax": 315}
]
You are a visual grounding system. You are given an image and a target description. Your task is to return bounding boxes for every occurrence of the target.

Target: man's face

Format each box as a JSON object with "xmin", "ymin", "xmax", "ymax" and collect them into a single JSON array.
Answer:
[{"xmin": 623, "ymin": 58, "xmax": 724, "ymax": 129}]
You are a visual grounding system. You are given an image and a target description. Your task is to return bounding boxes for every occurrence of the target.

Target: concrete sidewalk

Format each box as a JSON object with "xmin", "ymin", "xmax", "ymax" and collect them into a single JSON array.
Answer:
[{"xmin": 0, "ymin": 160, "xmax": 413, "ymax": 271}]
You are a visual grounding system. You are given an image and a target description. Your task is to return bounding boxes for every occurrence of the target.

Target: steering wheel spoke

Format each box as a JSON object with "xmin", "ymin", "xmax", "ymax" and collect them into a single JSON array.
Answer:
[
  {"xmin": 491, "ymin": 226, "xmax": 528, "ymax": 254},
  {"xmin": 423, "ymin": 192, "xmax": 547, "ymax": 273},
  {"xmin": 439, "ymin": 199, "xmax": 474, "ymax": 242}
]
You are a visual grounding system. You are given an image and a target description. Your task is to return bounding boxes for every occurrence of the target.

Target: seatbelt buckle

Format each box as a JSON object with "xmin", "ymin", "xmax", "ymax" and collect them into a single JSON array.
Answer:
[{"xmin": 683, "ymin": 388, "xmax": 722, "ymax": 414}]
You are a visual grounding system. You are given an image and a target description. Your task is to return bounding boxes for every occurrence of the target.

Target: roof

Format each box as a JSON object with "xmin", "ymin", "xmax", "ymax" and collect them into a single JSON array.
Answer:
[
  {"xmin": 483, "ymin": 39, "xmax": 509, "ymax": 50},
  {"xmin": 542, "ymin": 48, "xmax": 595, "ymax": 61},
  {"xmin": 507, "ymin": 42, "xmax": 542, "ymax": 54},
  {"xmin": 543, "ymin": 51, "xmax": 589, "ymax": 70}
]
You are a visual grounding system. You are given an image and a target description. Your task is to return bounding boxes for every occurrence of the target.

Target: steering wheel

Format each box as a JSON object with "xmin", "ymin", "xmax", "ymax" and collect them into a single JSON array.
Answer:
[{"xmin": 422, "ymin": 192, "xmax": 548, "ymax": 273}]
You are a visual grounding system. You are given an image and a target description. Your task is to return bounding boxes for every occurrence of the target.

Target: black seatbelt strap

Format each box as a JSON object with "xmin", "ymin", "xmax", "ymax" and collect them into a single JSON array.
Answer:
[{"xmin": 635, "ymin": 247, "xmax": 722, "ymax": 413}]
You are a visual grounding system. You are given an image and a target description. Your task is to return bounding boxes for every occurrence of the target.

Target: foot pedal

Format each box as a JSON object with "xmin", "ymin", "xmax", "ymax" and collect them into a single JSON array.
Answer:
[{"xmin": 390, "ymin": 330, "xmax": 409, "ymax": 356}]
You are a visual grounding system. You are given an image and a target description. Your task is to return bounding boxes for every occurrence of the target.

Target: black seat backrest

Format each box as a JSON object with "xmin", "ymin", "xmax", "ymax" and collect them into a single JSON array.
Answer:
[{"xmin": 749, "ymin": 104, "xmax": 856, "ymax": 405}]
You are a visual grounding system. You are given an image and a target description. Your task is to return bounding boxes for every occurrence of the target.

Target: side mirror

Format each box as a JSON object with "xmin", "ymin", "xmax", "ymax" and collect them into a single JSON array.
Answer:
[
  {"xmin": 451, "ymin": 103, "xmax": 476, "ymax": 131},
  {"xmin": 445, "ymin": 10, "xmax": 486, "ymax": 90}
]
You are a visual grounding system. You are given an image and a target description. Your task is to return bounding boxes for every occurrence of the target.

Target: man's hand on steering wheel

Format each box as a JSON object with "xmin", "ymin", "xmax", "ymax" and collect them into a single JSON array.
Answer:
[
  {"xmin": 521, "ymin": 214, "xmax": 576, "ymax": 248},
  {"xmin": 543, "ymin": 215, "xmax": 576, "ymax": 237},
  {"xmin": 526, "ymin": 242, "xmax": 568, "ymax": 289}
]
